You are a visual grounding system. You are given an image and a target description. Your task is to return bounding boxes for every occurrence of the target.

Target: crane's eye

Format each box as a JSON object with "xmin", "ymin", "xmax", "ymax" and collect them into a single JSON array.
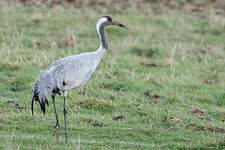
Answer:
[{"xmin": 103, "ymin": 16, "xmax": 112, "ymax": 22}]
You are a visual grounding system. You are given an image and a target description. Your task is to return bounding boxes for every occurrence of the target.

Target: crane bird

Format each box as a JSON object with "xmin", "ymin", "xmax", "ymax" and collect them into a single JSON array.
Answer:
[{"xmin": 31, "ymin": 16, "xmax": 125, "ymax": 143}]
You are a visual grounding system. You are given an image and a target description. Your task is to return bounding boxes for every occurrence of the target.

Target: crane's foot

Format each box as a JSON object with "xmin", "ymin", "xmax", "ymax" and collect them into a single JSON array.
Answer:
[{"xmin": 53, "ymin": 124, "xmax": 60, "ymax": 141}]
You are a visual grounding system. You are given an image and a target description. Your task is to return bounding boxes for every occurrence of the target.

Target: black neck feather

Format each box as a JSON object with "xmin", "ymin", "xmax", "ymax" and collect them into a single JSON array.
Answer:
[{"xmin": 99, "ymin": 23, "xmax": 108, "ymax": 49}]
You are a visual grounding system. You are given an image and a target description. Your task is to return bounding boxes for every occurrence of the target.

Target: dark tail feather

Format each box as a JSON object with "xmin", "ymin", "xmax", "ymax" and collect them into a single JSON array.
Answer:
[
  {"xmin": 31, "ymin": 70, "xmax": 52, "ymax": 115},
  {"xmin": 40, "ymin": 99, "xmax": 46, "ymax": 115},
  {"xmin": 31, "ymin": 97, "xmax": 34, "ymax": 115},
  {"xmin": 39, "ymin": 97, "xmax": 49, "ymax": 115}
]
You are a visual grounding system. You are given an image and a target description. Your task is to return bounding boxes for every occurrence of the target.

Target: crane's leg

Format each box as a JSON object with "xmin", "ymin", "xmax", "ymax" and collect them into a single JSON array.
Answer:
[
  {"xmin": 52, "ymin": 95, "xmax": 60, "ymax": 140},
  {"xmin": 63, "ymin": 91, "xmax": 68, "ymax": 143}
]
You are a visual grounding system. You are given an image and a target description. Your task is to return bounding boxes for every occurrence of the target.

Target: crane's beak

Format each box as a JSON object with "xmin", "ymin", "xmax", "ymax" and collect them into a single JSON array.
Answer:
[{"xmin": 111, "ymin": 20, "xmax": 126, "ymax": 27}]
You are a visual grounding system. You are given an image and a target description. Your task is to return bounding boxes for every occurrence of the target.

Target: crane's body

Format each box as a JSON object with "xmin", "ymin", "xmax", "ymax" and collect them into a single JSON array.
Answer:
[
  {"xmin": 48, "ymin": 48, "xmax": 106, "ymax": 91},
  {"xmin": 31, "ymin": 16, "xmax": 125, "ymax": 143}
]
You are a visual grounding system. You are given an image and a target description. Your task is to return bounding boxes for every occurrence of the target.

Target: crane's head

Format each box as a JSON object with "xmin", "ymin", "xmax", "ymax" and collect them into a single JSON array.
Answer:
[
  {"xmin": 97, "ymin": 16, "xmax": 125, "ymax": 28},
  {"xmin": 96, "ymin": 16, "xmax": 125, "ymax": 49}
]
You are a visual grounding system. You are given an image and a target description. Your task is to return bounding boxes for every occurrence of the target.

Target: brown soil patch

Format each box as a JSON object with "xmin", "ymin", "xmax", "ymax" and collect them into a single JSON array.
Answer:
[
  {"xmin": 186, "ymin": 123, "xmax": 225, "ymax": 133},
  {"xmin": 189, "ymin": 107, "xmax": 212, "ymax": 121},
  {"xmin": 144, "ymin": 91, "xmax": 164, "ymax": 104},
  {"xmin": 189, "ymin": 107, "xmax": 205, "ymax": 116},
  {"xmin": 140, "ymin": 62, "xmax": 162, "ymax": 67},
  {"xmin": 204, "ymin": 79, "xmax": 216, "ymax": 84},
  {"xmin": 113, "ymin": 115, "xmax": 126, "ymax": 121}
]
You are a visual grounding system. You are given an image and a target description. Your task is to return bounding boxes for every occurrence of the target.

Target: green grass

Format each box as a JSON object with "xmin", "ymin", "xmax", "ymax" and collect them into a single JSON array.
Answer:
[{"xmin": 0, "ymin": 2, "xmax": 225, "ymax": 149}]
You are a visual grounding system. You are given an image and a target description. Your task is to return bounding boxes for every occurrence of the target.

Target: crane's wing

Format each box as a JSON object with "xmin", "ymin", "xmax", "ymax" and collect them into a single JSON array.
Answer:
[{"xmin": 47, "ymin": 52, "xmax": 99, "ymax": 90}]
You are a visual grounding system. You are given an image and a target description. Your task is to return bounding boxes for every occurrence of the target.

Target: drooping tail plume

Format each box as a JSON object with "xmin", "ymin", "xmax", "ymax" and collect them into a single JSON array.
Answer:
[{"xmin": 31, "ymin": 70, "xmax": 54, "ymax": 115}]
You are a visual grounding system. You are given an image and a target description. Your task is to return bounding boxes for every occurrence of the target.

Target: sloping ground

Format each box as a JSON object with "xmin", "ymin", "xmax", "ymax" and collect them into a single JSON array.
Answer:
[{"xmin": 0, "ymin": 1, "xmax": 225, "ymax": 149}]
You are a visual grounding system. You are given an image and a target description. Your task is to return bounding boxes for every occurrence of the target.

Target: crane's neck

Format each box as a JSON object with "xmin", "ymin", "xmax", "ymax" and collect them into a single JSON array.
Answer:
[{"xmin": 96, "ymin": 22, "xmax": 108, "ymax": 50}]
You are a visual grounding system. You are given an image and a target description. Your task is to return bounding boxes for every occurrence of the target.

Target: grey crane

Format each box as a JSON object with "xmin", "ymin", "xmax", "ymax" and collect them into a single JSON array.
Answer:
[{"xmin": 31, "ymin": 16, "xmax": 125, "ymax": 143}]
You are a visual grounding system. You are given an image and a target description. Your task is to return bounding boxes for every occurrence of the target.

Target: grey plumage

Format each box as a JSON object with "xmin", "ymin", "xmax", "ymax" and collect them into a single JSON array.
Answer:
[
  {"xmin": 31, "ymin": 50, "xmax": 105, "ymax": 114},
  {"xmin": 31, "ymin": 16, "xmax": 125, "ymax": 143}
]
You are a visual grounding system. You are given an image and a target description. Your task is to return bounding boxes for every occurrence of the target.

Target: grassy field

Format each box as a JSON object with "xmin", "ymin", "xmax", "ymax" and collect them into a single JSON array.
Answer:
[{"xmin": 0, "ymin": 1, "xmax": 225, "ymax": 149}]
